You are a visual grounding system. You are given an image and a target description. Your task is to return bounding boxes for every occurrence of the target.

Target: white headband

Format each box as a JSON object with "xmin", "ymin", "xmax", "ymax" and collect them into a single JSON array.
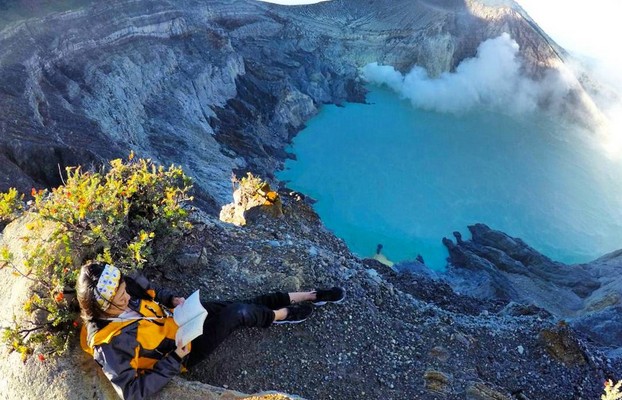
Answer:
[{"xmin": 95, "ymin": 264, "xmax": 121, "ymax": 311}]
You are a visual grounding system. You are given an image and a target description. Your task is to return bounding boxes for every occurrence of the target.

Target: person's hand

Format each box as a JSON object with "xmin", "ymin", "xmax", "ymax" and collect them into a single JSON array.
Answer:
[
  {"xmin": 172, "ymin": 297, "xmax": 185, "ymax": 307},
  {"xmin": 174, "ymin": 343, "xmax": 190, "ymax": 358}
]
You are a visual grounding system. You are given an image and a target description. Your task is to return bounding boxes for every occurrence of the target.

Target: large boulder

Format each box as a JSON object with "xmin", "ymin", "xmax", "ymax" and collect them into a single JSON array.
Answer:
[{"xmin": 220, "ymin": 174, "xmax": 283, "ymax": 226}]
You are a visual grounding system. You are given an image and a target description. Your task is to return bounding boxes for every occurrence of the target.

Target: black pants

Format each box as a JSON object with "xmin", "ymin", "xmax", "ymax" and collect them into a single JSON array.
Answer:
[{"xmin": 186, "ymin": 291, "xmax": 290, "ymax": 367}]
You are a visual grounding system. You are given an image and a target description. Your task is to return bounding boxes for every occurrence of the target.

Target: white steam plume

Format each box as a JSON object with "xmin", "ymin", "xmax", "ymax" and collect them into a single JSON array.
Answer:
[
  {"xmin": 362, "ymin": 33, "xmax": 575, "ymax": 116},
  {"xmin": 571, "ymin": 43, "xmax": 622, "ymax": 158}
]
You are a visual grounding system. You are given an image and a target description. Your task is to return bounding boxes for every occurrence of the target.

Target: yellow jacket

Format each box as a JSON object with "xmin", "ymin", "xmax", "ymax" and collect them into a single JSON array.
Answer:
[{"xmin": 81, "ymin": 284, "xmax": 187, "ymax": 400}]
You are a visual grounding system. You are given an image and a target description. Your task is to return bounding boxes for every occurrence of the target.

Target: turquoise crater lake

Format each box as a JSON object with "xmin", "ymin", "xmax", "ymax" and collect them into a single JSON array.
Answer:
[{"xmin": 278, "ymin": 87, "xmax": 622, "ymax": 270}]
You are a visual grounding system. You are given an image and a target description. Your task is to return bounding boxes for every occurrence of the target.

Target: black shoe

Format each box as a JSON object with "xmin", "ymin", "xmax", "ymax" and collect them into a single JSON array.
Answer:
[
  {"xmin": 312, "ymin": 287, "xmax": 346, "ymax": 306},
  {"xmin": 273, "ymin": 303, "xmax": 313, "ymax": 324}
]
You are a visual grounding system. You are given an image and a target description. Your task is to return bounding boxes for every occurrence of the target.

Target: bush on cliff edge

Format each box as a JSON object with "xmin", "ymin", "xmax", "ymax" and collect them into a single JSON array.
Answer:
[
  {"xmin": 0, "ymin": 153, "xmax": 193, "ymax": 360},
  {"xmin": 603, "ymin": 380, "xmax": 622, "ymax": 400}
]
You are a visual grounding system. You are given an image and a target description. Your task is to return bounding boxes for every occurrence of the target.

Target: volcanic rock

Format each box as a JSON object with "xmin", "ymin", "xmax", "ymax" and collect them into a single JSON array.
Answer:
[{"xmin": 442, "ymin": 223, "xmax": 622, "ymax": 359}]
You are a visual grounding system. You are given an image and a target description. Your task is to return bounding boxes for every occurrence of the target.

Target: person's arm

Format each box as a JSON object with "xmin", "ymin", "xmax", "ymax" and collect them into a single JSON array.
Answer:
[
  {"xmin": 93, "ymin": 332, "xmax": 183, "ymax": 400},
  {"xmin": 126, "ymin": 273, "xmax": 177, "ymax": 308},
  {"xmin": 152, "ymin": 285, "xmax": 176, "ymax": 308}
]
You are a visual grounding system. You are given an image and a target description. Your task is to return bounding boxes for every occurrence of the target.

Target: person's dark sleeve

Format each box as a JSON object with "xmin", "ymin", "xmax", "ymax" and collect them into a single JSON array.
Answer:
[
  {"xmin": 93, "ymin": 332, "xmax": 181, "ymax": 400},
  {"xmin": 127, "ymin": 273, "xmax": 176, "ymax": 308},
  {"xmin": 153, "ymin": 285, "xmax": 175, "ymax": 308}
]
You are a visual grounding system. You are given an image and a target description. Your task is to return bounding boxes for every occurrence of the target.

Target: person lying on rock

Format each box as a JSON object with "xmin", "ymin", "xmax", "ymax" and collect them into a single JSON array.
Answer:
[{"xmin": 76, "ymin": 261, "xmax": 345, "ymax": 400}]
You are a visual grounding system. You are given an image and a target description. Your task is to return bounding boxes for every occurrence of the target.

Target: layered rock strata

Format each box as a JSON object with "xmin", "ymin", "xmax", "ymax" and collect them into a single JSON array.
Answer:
[
  {"xmin": 0, "ymin": 1, "xmax": 618, "ymax": 399},
  {"xmin": 0, "ymin": 0, "xmax": 596, "ymax": 208}
]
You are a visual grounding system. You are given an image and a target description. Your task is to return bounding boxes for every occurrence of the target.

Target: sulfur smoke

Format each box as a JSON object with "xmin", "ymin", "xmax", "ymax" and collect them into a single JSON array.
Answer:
[{"xmin": 362, "ymin": 33, "xmax": 577, "ymax": 116}]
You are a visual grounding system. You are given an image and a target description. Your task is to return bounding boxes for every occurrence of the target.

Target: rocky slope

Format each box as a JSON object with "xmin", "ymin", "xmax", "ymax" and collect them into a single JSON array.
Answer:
[
  {"xmin": 172, "ymin": 197, "xmax": 622, "ymax": 399},
  {"xmin": 2, "ymin": 192, "xmax": 619, "ymax": 399},
  {"xmin": 0, "ymin": 0, "xmax": 598, "ymax": 208},
  {"xmin": 441, "ymin": 224, "xmax": 622, "ymax": 360}
]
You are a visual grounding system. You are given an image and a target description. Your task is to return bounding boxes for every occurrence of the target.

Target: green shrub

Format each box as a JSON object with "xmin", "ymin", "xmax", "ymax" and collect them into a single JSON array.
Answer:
[
  {"xmin": 603, "ymin": 380, "xmax": 622, "ymax": 400},
  {"xmin": 0, "ymin": 153, "xmax": 193, "ymax": 359},
  {"xmin": 0, "ymin": 187, "xmax": 24, "ymax": 223}
]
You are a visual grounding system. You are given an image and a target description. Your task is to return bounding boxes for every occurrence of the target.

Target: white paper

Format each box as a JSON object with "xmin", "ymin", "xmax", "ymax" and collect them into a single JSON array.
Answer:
[{"xmin": 173, "ymin": 290, "xmax": 208, "ymax": 346}]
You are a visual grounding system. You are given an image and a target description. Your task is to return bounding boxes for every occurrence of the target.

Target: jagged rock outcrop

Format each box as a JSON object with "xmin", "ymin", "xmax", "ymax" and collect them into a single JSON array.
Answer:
[
  {"xmin": 219, "ymin": 174, "xmax": 283, "ymax": 226},
  {"xmin": 0, "ymin": 0, "xmax": 599, "ymax": 207},
  {"xmin": 442, "ymin": 223, "xmax": 622, "ymax": 359}
]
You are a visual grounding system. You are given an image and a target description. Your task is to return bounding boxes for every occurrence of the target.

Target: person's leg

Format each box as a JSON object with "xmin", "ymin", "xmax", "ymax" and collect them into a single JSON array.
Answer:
[
  {"xmin": 253, "ymin": 288, "xmax": 345, "ymax": 307},
  {"xmin": 238, "ymin": 289, "xmax": 343, "ymax": 325},
  {"xmin": 243, "ymin": 291, "xmax": 290, "ymax": 309},
  {"xmin": 252, "ymin": 286, "xmax": 346, "ymax": 310},
  {"xmin": 186, "ymin": 289, "xmax": 338, "ymax": 367},
  {"xmin": 288, "ymin": 291, "xmax": 316, "ymax": 304},
  {"xmin": 244, "ymin": 291, "xmax": 316, "ymax": 309},
  {"xmin": 186, "ymin": 301, "xmax": 276, "ymax": 367},
  {"xmin": 201, "ymin": 300, "xmax": 229, "ymax": 315}
]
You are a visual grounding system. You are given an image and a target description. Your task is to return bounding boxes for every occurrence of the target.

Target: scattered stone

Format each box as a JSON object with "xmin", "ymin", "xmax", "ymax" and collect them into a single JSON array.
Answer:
[
  {"xmin": 538, "ymin": 324, "xmax": 586, "ymax": 366},
  {"xmin": 279, "ymin": 276, "xmax": 301, "ymax": 292},
  {"xmin": 429, "ymin": 346, "xmax": 450, "ymax": 362},
  {"xmin": 500, "ymin": 302, "xmax": 552, "ymax": 318},
  {"xmin": 452, "ymin": 332, "xmax": 475, "ymax": 349},
  {"xmin": 465, "ymin": 382, "xmax": 511, "ymax": 400},
  {"xmin": 176, "ymin": 252, "xmax": 203, "ymax": 268},
  {"xmin": 423, "ymin": 370, "xmax": 452, "ymax": 394}
]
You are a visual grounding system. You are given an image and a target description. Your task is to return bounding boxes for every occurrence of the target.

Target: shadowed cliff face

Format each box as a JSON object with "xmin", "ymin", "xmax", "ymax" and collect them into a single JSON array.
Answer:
[
  {"xmin": 441, "ymin": 224, "xmax": 622, "ymax": 359},
  {"xmin": 0, "ymin": 0, "xmax": 580, "ymax": 209}
]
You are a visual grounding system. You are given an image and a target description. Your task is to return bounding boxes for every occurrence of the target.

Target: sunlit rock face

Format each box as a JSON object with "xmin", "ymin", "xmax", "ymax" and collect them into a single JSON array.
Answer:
[{"xmin": 0, "ymin": 0, "xmax": 582, "ymax": 207}]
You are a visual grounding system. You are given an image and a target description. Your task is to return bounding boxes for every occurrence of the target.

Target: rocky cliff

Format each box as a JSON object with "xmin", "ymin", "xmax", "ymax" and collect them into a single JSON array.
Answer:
[
  {"xmin": 0, "ymin": 0, "xmax": 597, "ymax": 207},
  {"xmin": 0, "ymin": 1, "xmax": 619, "ymax": 399}
]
